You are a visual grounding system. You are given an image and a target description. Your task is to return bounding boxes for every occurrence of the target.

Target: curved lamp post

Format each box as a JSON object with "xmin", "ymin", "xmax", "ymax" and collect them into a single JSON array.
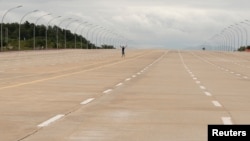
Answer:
[
  {"xmin": 91, "ymin": 26, "xmax": 103, "ymax": 49},
  {"xmin": 34, "ymin": 13, "xmax": 51, "ymax": 50},
  {"xmin": 98, "ymin": 28, "xmax": 108, "ymax": 48},
  {"xmin": 233, "ymin": 24, "xmax": 244, "ymax": 49},
  {"xmin": 19, "ymin": 9, "xmax": 38, "ymax": 50},
  {"xmin": 80, "ymin": 23, "xmax": 92, "ymax": 49},
  {"xmin": 239, "ymin": 22, "xmax": 248, "ymax": 48},
  {"xmin": 103, "ymin": 30, "xmax": 112, "ymax": 48},
  {"xmin": 57, "ymin": 18, "xmax": 71, "ymax": 49},
  {"xmin": 64, "ymin": 19, "xmax": 78, "ymax": 49},
  {"xmin": 228, "ymin": 26, "xmax": 239, "ymax": 51},
  {"xmin": 1, "ymin": 5, "xmax": 22, "ymax": 51},
  {"xmin": 46, "ymin": 16, "xmax": 61, "ymax": 49},
  {"xmin": 85, "ymin": 24, "xmax": 98, "ymax": 49},
  {"xmin": 74, "ymin": 21, "xmax": 87, "ymax": 49}
]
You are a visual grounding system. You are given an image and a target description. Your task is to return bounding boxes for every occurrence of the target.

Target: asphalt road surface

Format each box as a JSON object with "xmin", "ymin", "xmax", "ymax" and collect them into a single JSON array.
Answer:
[{"xmin": 0, "ymin": 49, "xmax": 250, "ymax": 141}]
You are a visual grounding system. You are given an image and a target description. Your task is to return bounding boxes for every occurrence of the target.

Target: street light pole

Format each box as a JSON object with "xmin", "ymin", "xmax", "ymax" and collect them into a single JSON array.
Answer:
[
  {"xmin": 96, "ymin": 28, "xmax": 108, "ymax": 48},
  {"xmin": 85, "ymin": 25, "xmax": 98, "ymax": 49},
  {"xmin": 1, "ymin": 5, "xmax": 22, "ymax": 51},
  {"xmin": 46, "ymin": 16, "xmax": 61, "ymax": 49},
  {"xmin": 215, "ymin": 35, "xmax": 225, "ymax": 51},
  {"xmin": 239, "ymin": 22, "xmax": 248, "ymax": 48},
  {"xmin": 229, "ymin": 26, "xmax": 239, "ymax": 51},
  {"xmin": 98, "ymin": 29, "xmax": 108, "ymax": 48},
  {"xmin": 90, "ymin": 26, "xmax": 100, "ymax": 49},
  {"xmin": 233, "ymin": 24, "xmax": 244, "ymax": 49},
  {"xmin": 74, "ymin": 21, "xmax": 87, "ymax": 49},
  {"xmin": 34, "ymin": 13, "xmax": 51, "ymax": 50},
  {"xmin": 91, "ymin": 26, "xmax": 102, "ymax": 49},
  {"xmin": 57, "ymin": 18, "xmax": 71, "ymax": 49},
  {"xmin": 102, "ymin": 31, "xmax": 112, "ymax": 48},
  {"xmin": 19, "ymin": 9, "xmax": 38, "ymax": 51},
  {"xmin": 222, "ymin": 28, "xmax": 232, "ymax": 51},
  {"xmin": 64, "ymin": 19, "xmax": 78, "ymax": 49},
  {"xmin": 218, "ymin": 33, "xmax": 227, "ymax": 51},
  {"xmin": 80, "ymin": 23, "xmax": 91, "ymax": 49}
]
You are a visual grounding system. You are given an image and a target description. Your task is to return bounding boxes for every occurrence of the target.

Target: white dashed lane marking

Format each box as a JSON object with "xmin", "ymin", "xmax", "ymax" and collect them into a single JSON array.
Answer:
[
  {"xmin": 81, "ymin": 98, "xmax": 95, "ymax": 105},
  {"xmin": 103, "ymin": 89, "xmax": 113, "ymax": 94},
  {"xmin": 125, "ymin": 78, "xmax": 131, "ymax": 81},
  {"xmin": 132, "ymin": 75, "xmax": 136, "ymax": 78},
  {"xmin": 179, "ymin": 51, "xmax": 235, "ymax": 125},
  {"xmin": 221, "ymin": 117, "xmax": 233, "ymax": 125},
  {"xmin": 212, "ymin": 101, "xmax": 222, "ymax": 107},
  {"xmin": 199, "ymin": 86, "xmax": 206, "ymax": 90},
  {"xmin": 37, "ymin": 114, "xmax": 64, "ymax": 127},
  {"xmin": 116, "ymin": 83, "xmax": 123, "ymax": 87},
  {"xmin": 204, "ymin": 91, "xmax": 212, "ymax": 96}
]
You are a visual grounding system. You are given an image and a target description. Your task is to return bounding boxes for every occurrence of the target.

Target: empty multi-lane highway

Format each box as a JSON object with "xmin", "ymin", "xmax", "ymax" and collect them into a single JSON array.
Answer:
[{"xmin": 0, "ymin": 49, "xmax": 250, "ymax": 141}]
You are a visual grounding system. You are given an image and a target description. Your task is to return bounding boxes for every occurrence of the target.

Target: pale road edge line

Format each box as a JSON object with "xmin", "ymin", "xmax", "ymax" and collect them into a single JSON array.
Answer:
[{"xmin": 37, "ymin": 114, "xmax": 65, "ymax": 127}]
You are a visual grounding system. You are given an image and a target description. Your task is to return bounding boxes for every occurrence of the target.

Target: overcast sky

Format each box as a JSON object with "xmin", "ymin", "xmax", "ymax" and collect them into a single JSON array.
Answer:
[{"xmin": 1, "ymin": 0, "xmax": 250, "ymax": 49}]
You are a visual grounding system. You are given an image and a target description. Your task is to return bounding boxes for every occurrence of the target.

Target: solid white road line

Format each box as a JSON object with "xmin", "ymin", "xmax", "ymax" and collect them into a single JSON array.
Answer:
[
  {"xmin": 103, "ymin": 89, "xmax": 113, "ymax": 94},
  {"xmin": 38, "ymin": 114, "xmax": 64, "ymax": 127},
  {"xmin": 81, "ymin": 98, "xmax": 95, "ymax": 105},
  {"xmin": 221, "ymin": 117, "xmax": 233, "ymax": 125},
  {"xmin": 212, "ymin": 101, "xmax": 222, "ymax": 107}
]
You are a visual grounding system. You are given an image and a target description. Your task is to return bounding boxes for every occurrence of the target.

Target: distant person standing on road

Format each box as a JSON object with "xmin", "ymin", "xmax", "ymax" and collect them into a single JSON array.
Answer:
[{"xmin": 120, "ymin": 45, "xmax": 127, "ymax": 57}]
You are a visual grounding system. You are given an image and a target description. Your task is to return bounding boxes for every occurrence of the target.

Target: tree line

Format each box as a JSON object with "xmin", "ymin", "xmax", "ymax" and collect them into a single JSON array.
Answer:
[
  {"xmin": 1, "ymin": 21, "xmax": 114, "ymax": 51},
  {"xmin": 238, "ymin": 46, "xmax": 250, "ymax": 52}
]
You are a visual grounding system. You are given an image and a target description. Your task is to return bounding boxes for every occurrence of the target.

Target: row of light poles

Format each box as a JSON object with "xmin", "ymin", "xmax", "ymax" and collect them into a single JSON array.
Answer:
[
  {"xmin": 1, "ymin": 5, "xmax": 39, "ymax": 51},
  {"xmin": 18, "ymin": 9, "xmax": 39, "ymax": 50},
  {"xmin": 1, "ymin": 5, "xmax": 22, "ymax": 51},
  {"xmin": 207, "ymin": 20, "xmax": 250, "ymax": 52},
  {"xmin": 1, "ymin": 5, "xmax": 127, "ymax": 51},
  {"xmin": 34, "ymin": 13, "xmax": 51, "ymax": 50}
]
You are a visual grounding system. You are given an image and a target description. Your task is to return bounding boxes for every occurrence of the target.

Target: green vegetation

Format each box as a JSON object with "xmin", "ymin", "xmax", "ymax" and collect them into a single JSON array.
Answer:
[
  {"xmin": 238, "ymin": 46, "xmax": 250, "ymax": 52},
  {"xmin": 0, "ymin": 21, "xmax": 114, "ymax": 51}
]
